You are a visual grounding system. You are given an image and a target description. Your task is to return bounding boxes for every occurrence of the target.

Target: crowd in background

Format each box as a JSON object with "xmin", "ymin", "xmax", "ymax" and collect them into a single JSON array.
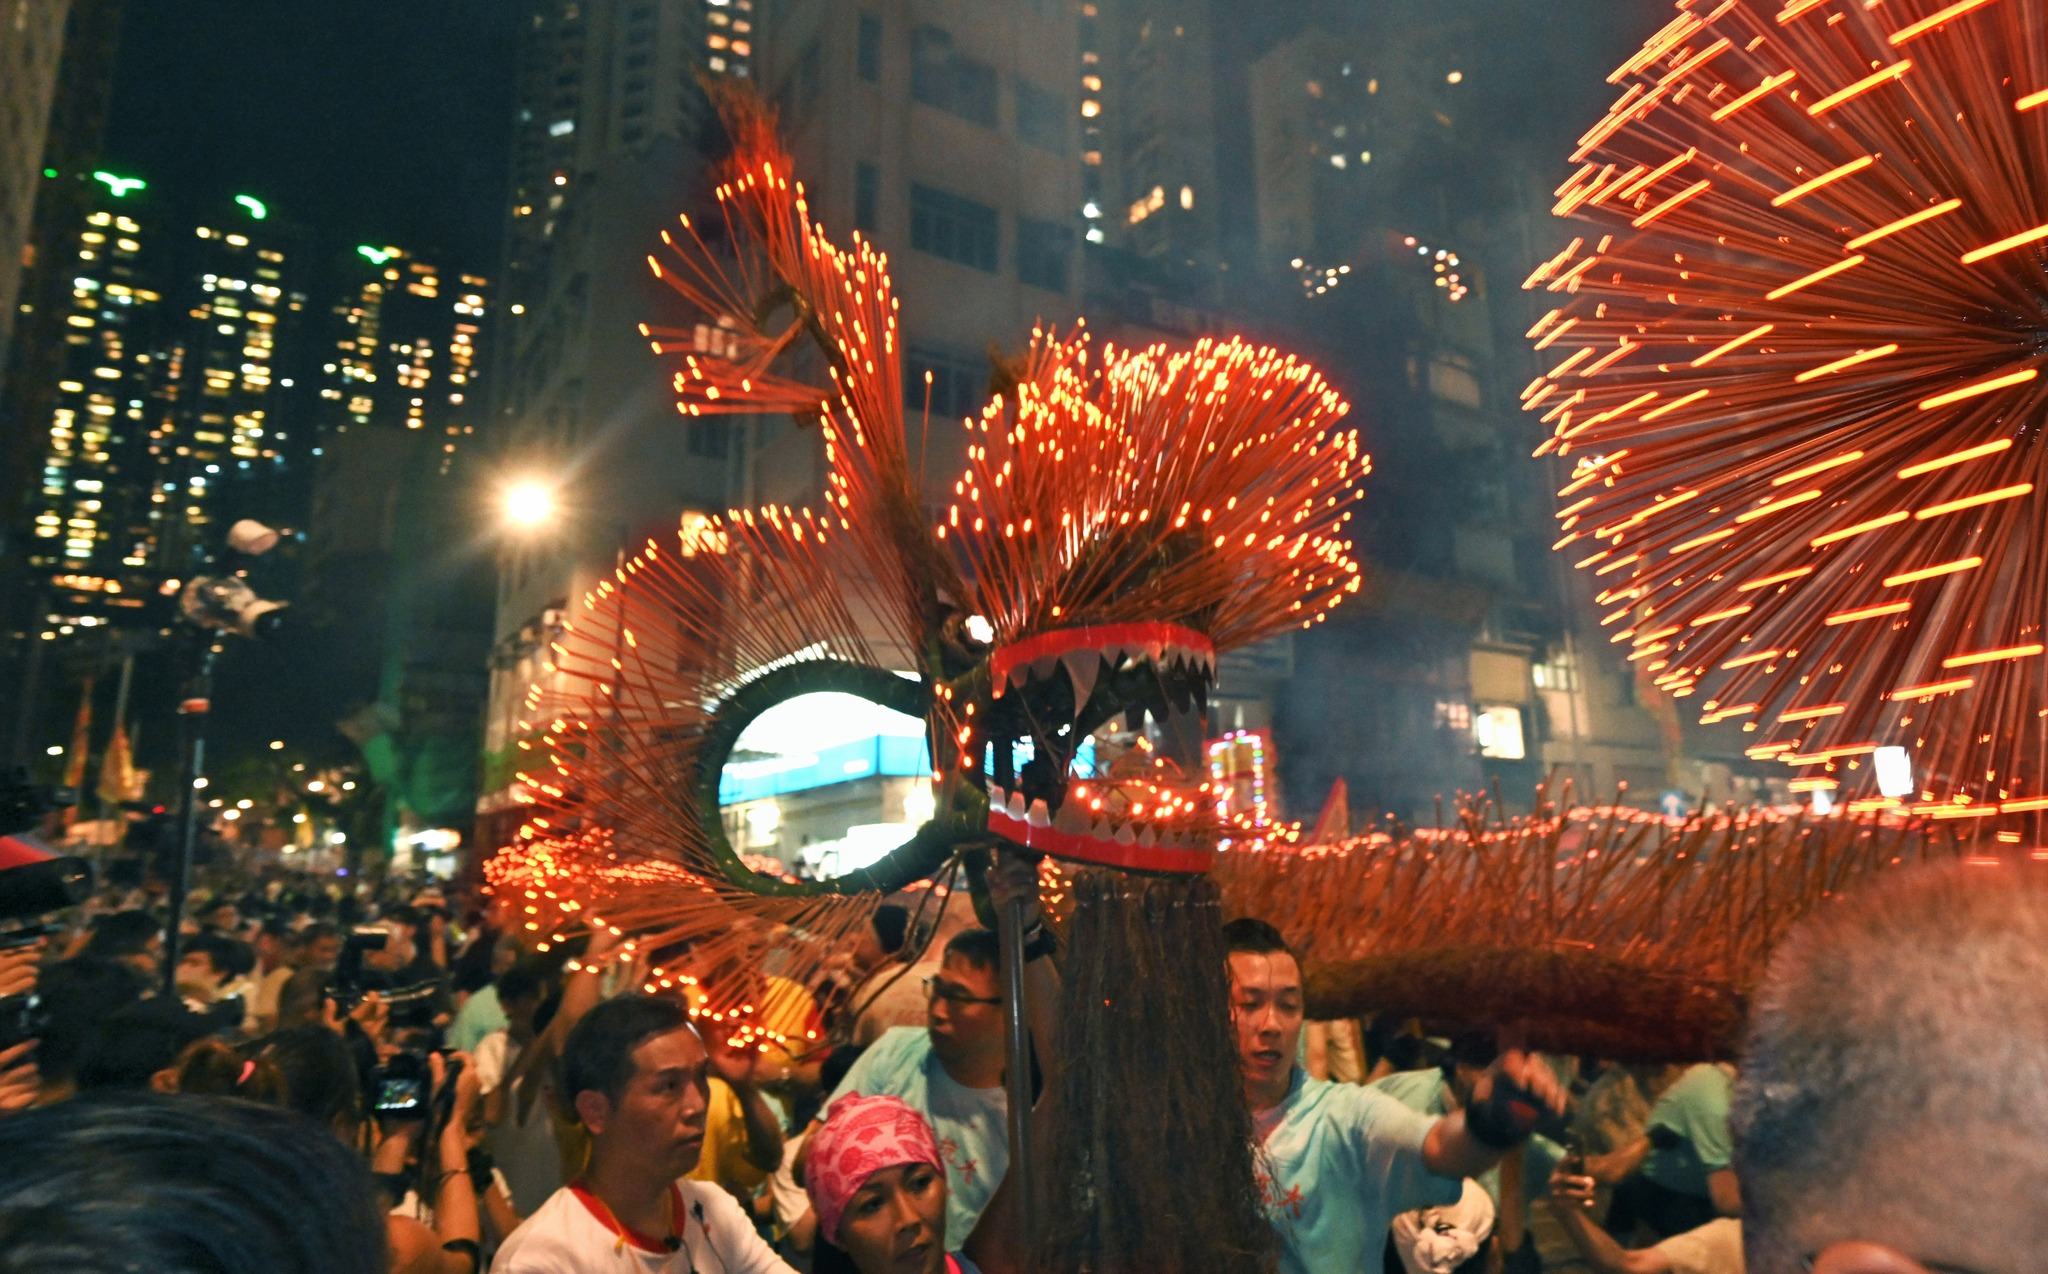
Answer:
[{"xmin": 0, "ymin": 855, "xmax": 2044, "ymax": 1274}]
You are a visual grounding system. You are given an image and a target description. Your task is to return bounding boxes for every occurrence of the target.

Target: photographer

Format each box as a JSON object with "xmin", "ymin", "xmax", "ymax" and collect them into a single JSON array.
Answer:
[
  {"xmin": 371, "ymin": 1051, "xmax": 489, "ymax": 1274},
  {"xmin": 252, "ymin": 1026, "xmax": 491, "ymax": 1274}
]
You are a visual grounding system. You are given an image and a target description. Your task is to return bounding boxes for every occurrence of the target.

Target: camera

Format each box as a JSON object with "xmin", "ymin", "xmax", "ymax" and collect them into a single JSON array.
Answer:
[
  {"xmin": 370, "ymin": 1049, "xmax": 463, "ymax": 1120},
  {"xmin": 332, "ymin": 925, "xmax": 439, "ymax": 1031},
  {"xmin": 370, "ymin": 1049, "xmax": 431, "ymax": 1117},
  {"xmin": 0, "ymin": 988, "xmax": 48, "ymax": 1053},
  {"xmin": 332, "ymin": 925, "xmax": 389, "ymax": 1008},
  {"xmin": 179, "ymin": 574, "xmax": 287, "ymax": 639}
]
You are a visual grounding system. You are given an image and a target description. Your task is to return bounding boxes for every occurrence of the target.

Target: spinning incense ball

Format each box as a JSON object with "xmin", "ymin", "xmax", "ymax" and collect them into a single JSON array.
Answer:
[{"xmin": 1534, "ymin": 0, "xmax": 2048, "ymax": 831}]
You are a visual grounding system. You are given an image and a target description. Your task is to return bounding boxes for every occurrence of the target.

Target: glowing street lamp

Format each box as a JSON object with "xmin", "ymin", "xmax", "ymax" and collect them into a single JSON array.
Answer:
[{"xmin": 501, "ymin": 480, "xmax": 557, "ymax": 531}]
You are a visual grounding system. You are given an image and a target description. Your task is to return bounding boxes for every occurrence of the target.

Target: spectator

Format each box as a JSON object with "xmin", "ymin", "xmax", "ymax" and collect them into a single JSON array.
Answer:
[
  {"xmin": 32, "ymin": 956, "xmax": 146, "ymax": 1101},
  {"xmin": 199, "ymin": 896, "xmax": 241, "ymax": 935},
  {"xmin": 1573, "ymin": 1062, "xmax": 1652, "ymax": 1159},
  {"xmin": 809, "ymin": 927, "xmax": 1010, "ymax": 1249},
  {"xmin": 278, "ymin": 965, "xmax": 333, "ymax": 1029},
  {"xmin": 846, "ymin": 898, "xmax": 979, "ymax": 1047},
  {"xmin": 474, "ymin": 963, "xmax": 547, "ymax": 1100},
  {"xmin": 449, "ymin": 934, "xmax": 518, "ymax": 1053},
  {"xmin": 249, "ymin": 918, "xmax": 298, "ymax": 1032},
  {"xmin": 175, "ymin": 931, "xmax": 256, "ymax": 1029},
  {"xmin": 804, "ymin": 1094, "xmax": 1009, "ymax": 1274},
  {"xmin": 490, "ymin": 994, "xmax": 795, "ymax": 1274},
  {"xmin": 0, "ymin": 1092, "xmax": 389, "ymax": 1274},
  {"xmin": 255, "ymin": 1025, "xmax": 483, "ymax": 1274},
  {"xmin": 1547, "ymin": 1162, "xmax": 1740, "ymax": 1274},
  {"xmin": 1733, "ymin": 860, "xmax": 2048, "ymax": 1274},
  {"xmin": 73, "ymin": 996, "xmax": 214, "ymax": 1092},
  {"xmin": 81, "ymin": 909, "xmax": 162, "ymax": 980},
  {"xmin": 169, "ymin": 1036, "xmax": 287, "ymax": 1105},
  {"xmin": 1223, "ymin": 918, "xmax": 1565, "ymax": 1274},
  {"xmin": 1585, "ymin": 1063, "xmax": 1738, "ymax": 1239},
  {"xmin": 254, "ymin": 915, "xmax": 293, "ymax": 974},
  {"xmin": 299, "ymin": 921, "xmax": 346, "ymax": 972}
]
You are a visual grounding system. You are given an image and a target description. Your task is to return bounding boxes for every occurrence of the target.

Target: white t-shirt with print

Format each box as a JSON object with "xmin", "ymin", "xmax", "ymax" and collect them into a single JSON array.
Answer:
[{"xmin": 492, "ymin": 1178, "xmax": 794, "ymax": 1274}]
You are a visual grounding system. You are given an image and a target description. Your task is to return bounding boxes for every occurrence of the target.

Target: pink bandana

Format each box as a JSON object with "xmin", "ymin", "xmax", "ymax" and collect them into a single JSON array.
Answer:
[{"xmin": 805, "ymin": 1093, "xmax": 944, "ymax": 1244}]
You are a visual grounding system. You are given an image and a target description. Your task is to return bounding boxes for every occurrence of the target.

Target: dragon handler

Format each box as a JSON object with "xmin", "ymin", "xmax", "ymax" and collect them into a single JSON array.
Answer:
[{"xmin": 1226, "ymin": 920, "xmax": 1565, "ymax": 1274}]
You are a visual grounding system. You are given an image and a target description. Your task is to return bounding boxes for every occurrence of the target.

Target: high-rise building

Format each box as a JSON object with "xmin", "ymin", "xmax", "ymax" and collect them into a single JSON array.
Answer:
[
  {"xmin": 480, "ymin": 0, "xmax": 726, "ymax": 846},
  {"xmin": 23, "ymin": 170, "xmax": 164, "ymax": 636},
  {"xmin": 0, "ymin": 0, "xmax": 73, "ymax": 392},
  {"xmin": 753, "ymin": 0, "xmax": 1085, "ymax": 499},
  {"xmin": 321, "ymin": 244, "xmax": 487, "ymax": 469},
  {"xmin": 1089, "ymin": 0, "xmax": 1225, "ymax": 288},
  {"xmin": 699, "ymin": 0, "xmax": 756, "ymax": 78},
  {"xmin": 147, "ymin": 197, "xmax": 309, "ymax": 577}
]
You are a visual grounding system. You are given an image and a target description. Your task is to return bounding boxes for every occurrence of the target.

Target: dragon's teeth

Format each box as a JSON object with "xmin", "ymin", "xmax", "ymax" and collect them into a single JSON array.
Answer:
[
  {"xmin": 1061, "ymin": 650, "xmax": 1100, "ymax": 710},
  {"xmin": 1026, "ymin": 799, "xmax": 1050, "ymax": 828},
  {"xmin": 1006, "ymin": 792, "xmax": 1027, "ymax": 821}
]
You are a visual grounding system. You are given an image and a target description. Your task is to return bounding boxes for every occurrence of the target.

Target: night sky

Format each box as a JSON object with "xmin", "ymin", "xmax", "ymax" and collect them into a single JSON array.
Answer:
[{"xmin": 102, "ymin": 0, "xmax": 519, "ymax": 276}]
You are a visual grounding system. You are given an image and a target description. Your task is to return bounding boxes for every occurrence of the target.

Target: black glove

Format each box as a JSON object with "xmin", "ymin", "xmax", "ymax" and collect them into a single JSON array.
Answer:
[{"xmin": 1465, "ymin": 1073, "xmax": 1542, "ymax": 1150}]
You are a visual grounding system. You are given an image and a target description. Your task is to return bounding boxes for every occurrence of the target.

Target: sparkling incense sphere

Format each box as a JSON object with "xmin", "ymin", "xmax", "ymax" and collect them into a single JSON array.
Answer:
[{"xmin": 1534, "ymin": 0, "xmax": 2048, "ymax": 829}]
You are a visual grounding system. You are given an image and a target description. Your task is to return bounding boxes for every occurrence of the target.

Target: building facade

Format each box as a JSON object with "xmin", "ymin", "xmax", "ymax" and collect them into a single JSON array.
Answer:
[
  {"xmin": 22, "ymin": 171, "xmax": 164, "ymax": 637},
  {"xmin": 480, "ymin": 0, "xmax": 730, "ymax": 847},
  {"xmin": 0, "ymin": 0, "xmax": 72, "ymax": 394}
]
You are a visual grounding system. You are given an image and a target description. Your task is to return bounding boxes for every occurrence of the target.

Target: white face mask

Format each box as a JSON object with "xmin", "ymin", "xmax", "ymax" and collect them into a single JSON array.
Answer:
[{"xmin": 1393, "ymin": 1179, "xmax": 1497, "ymax": 1274}]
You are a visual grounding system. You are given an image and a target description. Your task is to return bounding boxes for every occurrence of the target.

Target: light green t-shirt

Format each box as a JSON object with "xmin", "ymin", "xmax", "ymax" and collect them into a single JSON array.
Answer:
[
  {"xmin": 1640, "ymin": 1063, "xmax": 1734, "ymax": 1199},
  {"xmin": 1260, "ymin": 1069, "xmax": 1462, "ymax": 1274}
]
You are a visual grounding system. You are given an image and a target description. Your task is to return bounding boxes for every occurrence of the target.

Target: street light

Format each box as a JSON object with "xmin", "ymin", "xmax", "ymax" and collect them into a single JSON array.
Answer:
[{"xmin": 501, "ymin": 480, "xmax": 557, "ymax": 530}]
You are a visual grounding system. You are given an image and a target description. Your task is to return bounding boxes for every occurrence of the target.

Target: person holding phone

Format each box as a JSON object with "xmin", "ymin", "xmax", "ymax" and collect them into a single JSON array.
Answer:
[{"xmin": 1547, "ymin": 1160, "xmax": 1741, "ymax": 1274}]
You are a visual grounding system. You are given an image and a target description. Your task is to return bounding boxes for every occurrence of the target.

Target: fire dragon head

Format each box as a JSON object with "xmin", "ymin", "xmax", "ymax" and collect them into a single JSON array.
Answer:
[{"xmin": 486, "ymin": 94, "xmax": 1366, "ymax": 1026}]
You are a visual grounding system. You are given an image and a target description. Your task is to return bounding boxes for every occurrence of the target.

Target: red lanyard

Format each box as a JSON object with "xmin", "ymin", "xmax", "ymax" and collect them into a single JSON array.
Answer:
[{"xmin": 570, "ymin": 1181, "xmax": 684, "ymax": 1256}]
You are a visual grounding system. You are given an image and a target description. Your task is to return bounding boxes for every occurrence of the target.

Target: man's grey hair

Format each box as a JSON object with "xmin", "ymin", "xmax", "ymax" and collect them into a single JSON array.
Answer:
[{"xmin": 1732, "ymin": 859, "xmax": 2048, "ymax": 1272}]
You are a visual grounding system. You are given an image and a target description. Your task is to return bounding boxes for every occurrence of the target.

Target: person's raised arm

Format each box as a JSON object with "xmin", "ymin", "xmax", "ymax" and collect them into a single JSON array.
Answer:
[
  {"xmin": 707, "ymin": 1035, "xmax": 786, "ymax": 1174},
  {"xmin": 427, "ymin": 1054, "xmax": 484, "ymax": 1269},
  {"xmin": 1546, "ymin": 1164, "xmax": 1671, "ymax": 1274},
  {"xmin": 503, "ymin": 923, "xmax": 618, "ymax": 1117},
  {"xmin": 1421, "ymin": 1049, "xmax": 1568, "ymax": 1180}
]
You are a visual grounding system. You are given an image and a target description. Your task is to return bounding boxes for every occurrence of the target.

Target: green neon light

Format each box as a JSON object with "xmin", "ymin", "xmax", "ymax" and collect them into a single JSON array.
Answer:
[
  {"xmin": 357, "ymin": 245, "xmax": 396, "ymax": 265},
  {"xmin": 234, "ymin": 194, "xmax": 268, "ymax": 220},
  {"xmin": 91, "ymin": 171, "xmax": 146, "ymax": 198},
  {"xmin": 42, "ymin": 168, "xmax": 58, "ymax": 180}
]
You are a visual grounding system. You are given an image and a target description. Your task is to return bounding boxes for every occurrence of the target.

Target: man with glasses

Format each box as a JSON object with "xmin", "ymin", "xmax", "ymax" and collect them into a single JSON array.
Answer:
[{"xmin": 810, "ymin": 926, "xmax": 1013, "ymax": 1247}]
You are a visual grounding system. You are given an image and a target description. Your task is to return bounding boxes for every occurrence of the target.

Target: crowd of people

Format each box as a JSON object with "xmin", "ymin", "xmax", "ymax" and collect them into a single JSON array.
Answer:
[{"xmin": 0, "ymin": 852, "xmax": 2043, "ymax": 1274}]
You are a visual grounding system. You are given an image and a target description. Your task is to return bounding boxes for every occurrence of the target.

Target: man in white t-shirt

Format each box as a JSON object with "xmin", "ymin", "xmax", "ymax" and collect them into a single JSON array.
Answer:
[{"xmin": 492, "ymin": 994, "xmax": 796, "ymax": 1274}]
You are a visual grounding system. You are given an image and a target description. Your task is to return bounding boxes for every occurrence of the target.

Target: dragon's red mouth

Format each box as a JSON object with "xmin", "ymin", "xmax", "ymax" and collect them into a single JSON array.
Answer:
[{"xmin": 983, "ymin": 621, "xmax": 1219, "ymax": 873}]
